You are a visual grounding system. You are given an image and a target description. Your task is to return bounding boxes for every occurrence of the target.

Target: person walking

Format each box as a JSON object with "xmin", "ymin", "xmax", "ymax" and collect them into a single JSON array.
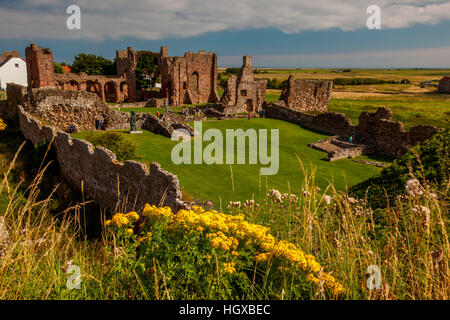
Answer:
[{"xmin": 248, "ymin": 112, "xmax": 251, "ymax": 120}]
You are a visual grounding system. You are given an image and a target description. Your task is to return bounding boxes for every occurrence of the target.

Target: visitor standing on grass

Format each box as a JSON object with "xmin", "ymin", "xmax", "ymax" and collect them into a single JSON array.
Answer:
[
  {"xmin": 156, "ymin": 111, "xmax": 159, "ymax": 118},
  {"xmin": 248, "ymin": 112, "xmax": 251, "ymax": 120},
  {"xmin": 349, "ymin": 136, "xmax": 353, "ymax": 144},
  {"xmin": 261, "ymin": 109, "xmax": 265, "ymax": 118},
  {"xmin": 165, "ymin": 106, "xmax": 169, "ymax": 113}
]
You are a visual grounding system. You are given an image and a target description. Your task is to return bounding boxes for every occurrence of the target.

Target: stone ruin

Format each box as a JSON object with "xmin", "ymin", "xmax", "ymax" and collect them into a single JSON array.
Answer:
[
  {"xmin": 159, "ymin": 47, "xmax": 220, "ymax": 106},
  {"xmin": 264, "ymin": 103, "xmax": 438, "ymax": 160},
  {"xmin": 26, "ymin": 44, "xmax": 220, "ymax": 106},
  {"xmin": 220, "ymin": 56, "xmax": 267, "ymax": 113},
  {"xmin": 26, "ymin": 44, "xmax": 129, "ymax": 104},
  {"xmin": 3, "ymin": 83, "xmax": 193, "ymax": 212},
  {"xmin": 7, "ymin": 83, "xmax": 195, "ymax": 137},
  {"xmin": 438, "ymin": 77, "xmax": 450, "ymax": 94},
  {"xmin": 276, "ymin": 76, "xmax": 333, "ymax": 113}
]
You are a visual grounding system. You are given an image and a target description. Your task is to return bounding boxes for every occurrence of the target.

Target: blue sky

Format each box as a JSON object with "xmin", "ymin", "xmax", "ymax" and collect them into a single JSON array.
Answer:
[{"xmin": 1, "ymin": 0, "xmax": 450, "ymax": 67}]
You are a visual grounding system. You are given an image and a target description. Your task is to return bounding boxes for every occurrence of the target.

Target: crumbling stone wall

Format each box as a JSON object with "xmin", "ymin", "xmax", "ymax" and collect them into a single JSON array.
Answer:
[
  {"xmin": 20, "ymin": 87, "xmax": 116, "ymax": 132},
  {"xmin": 25, "ymin": 44, "xmax": 55, "ymax": 88},
  {"xmin": 264, "ymin": 102, "xmax": 353, "ymax": 136},
  {"xmin": 17, "ymin": 106, "xmax": 188, "ymax": 212},
  {"xmin": 265, "ymin": 103, "xmax": 438, "ymax": 158},
  {"xmin": 1, "ymin": 83, "xmax": 27, "ymax": 119},
  {"xmin": 221, "ymin": 56, "xmax": 267, "ymax": 113},
  {"xmin": 278, "ymin": 76, "xmax": 333, "ymax": 113},
  {"xmin": 438, "ymin": 77, "xmax": 450, "ymax": 94},
  {"xmin": 8, "ymin": 84, "xmax": 195, "ymax": 137},
  {"xmin": 26, "ymin": 44, "xmax": 129, "ymax": 103},
  {"xmin": 356, "ymin": 107, "xmax": 438, "ymax": 157},
  {"xmin": 159, "ymin": 47, "xmax": 219, "ymax": 106}
]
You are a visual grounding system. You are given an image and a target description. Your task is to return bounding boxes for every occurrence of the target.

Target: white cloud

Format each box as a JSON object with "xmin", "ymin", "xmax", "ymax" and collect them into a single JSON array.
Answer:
[{"xmin": 0, "ymin": 0, "xmax": 449, "ymax": 40}]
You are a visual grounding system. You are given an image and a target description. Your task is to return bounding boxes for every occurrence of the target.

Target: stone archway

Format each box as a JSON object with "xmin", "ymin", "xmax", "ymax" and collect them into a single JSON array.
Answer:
[{"xmin": 104, "ymin": 81, "xmax": 119, "ymax": 103}]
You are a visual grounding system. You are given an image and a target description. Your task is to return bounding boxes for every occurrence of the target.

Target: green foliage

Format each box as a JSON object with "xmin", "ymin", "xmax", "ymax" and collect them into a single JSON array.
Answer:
[
  {"xmin": 54, "ymin": 62, "xmax": 63, "ymax": 74},
  {"xmin": 218, "ymin": 74, "xmax": 230, "ymax": 89},
  {"xmin": 350, "ymin": 130, "xmax": 449, "ymax": 208},
  {"xmin": 224, "ymin": 67, "xmax": 240, "ymax": 75},
  {"xmin": 266, "ymin": 78, "xmax": 288, "ymax": 90},
  {"xmin": 136, "ymin": 53, "xmax": 160, "ymax": 90},
  {"xmin": 83, "ymin": 131, "xmax": 141, "ymax": 162},
  {"xmin": 71, "ymin": 53, "xmax": 116, "ymax": 75}
]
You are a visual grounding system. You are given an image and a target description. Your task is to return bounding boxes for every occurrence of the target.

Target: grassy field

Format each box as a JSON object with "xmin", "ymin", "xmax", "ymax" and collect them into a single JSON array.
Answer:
[{"xmin": 74, "ymin": 118, "xmax": 383, "ymax": 207}]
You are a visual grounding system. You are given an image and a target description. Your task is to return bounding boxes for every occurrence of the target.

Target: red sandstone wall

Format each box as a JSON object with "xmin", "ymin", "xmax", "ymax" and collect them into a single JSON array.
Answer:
[{"xmin": 25, "ymin": 44, "xmax": 55, "ymax": 88}]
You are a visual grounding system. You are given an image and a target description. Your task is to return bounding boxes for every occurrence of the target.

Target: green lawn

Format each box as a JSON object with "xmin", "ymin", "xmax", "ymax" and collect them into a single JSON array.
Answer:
[
  {"xmin": 329, "ymin": 98, "xmax": 450, "ymax": 129},
  {"xmin": 74, "ymin": 118, "xmax": 384, "ymax": 208}
]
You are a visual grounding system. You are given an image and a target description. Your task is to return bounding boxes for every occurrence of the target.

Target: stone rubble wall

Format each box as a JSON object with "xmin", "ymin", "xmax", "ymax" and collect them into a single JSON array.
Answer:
[
  {"xmin": 265, "ymin": 103, "xmax": 438, "ymax": 158},
  {"xmin": 279, "ymin": 76, "xmax": 333, "ymax": 113},
  {"xmin": 438, "ymin": 77, "xmax": 450, "ymax": 94},
  {"xmin": 264, "ymin": 102, "xmax": 353, "ymax": 136},
  {"xmin": 6, "ymin": 84, "xmax": 196, "ymax": 137},
  {"xmin": 356, "ymin": 107, "xmax": 438, "ymax": 157},
  {"xmin": 17, "ymin": 105, "xmax": 188, "ymax": 213}
]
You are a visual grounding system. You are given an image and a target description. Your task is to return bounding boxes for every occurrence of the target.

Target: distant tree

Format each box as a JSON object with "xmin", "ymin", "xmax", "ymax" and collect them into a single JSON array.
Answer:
[
  {"xmin": 54, "ymin": 62, "xmax": 63, "ymax": 74},
  {"xmin": 136, "ymin": 53, "xmax": 160, "ymax": 90},
  {"xmin": 71, "ymin": 53, "xmax": 116, "ymax": 75},
  {"xmin": 225, "ymin": 68, "xmax": 240, "ymax": 75}
]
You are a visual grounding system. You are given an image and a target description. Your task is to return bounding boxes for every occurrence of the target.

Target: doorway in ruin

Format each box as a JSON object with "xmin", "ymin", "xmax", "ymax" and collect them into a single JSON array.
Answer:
[
  {"xmin": 120, "ymin": 82, "xmax": 129, "ymax": 101},
  {"xmin": 104, "ymin": 81, "xmax": 119, "ymax": 103},
  {"xmin": 245, "ymin": 99, "xmax": 254, "ymax": 112}
]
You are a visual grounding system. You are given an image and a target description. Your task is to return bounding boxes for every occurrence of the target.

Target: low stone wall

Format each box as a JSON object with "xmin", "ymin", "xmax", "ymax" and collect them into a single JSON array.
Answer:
[
  {"xmin": 1, "ymin": 83, "xmax": 27, "ymax": 119},
  {"xmin": 17, "ymin": 106, "xmax": 188, "ymax": 213},
  {"xmin": 264, "ymin": 102, "xmax": 353, "ymax": 136}
]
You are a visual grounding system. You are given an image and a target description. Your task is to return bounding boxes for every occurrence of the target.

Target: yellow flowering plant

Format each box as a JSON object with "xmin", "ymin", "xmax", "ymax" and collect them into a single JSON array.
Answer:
[
  {"xmin": 104, "ymin": 204, "xmax": 345, "ymax": 299},
  {"xmin": 0, "ymin": 118, "xmax": 6, "ymax": 131}
]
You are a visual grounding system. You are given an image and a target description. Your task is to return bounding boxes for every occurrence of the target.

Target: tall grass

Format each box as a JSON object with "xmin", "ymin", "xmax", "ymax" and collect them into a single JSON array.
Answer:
[{"xmin": 0, "ymin": 145, "xmax": 448, "ymax": 299}]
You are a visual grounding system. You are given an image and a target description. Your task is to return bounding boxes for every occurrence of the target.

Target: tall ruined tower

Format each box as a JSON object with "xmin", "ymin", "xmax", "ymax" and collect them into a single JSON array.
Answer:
[
  {"xmin": 116, "ymin": 47, "xmax": 138, "ymax": 102},
  {"xmin": 25, "ymin": 44, "xmax": 55, "ymax": 88}
]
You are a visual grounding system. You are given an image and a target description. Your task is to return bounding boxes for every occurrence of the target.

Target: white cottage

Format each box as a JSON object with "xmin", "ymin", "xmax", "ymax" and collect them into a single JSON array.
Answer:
[{"xmin": 0, "ymin": 56, "xmax": 28, "ymax": 90}]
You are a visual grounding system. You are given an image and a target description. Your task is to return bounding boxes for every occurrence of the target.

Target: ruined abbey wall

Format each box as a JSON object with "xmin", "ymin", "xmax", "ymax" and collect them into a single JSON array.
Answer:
[
  {"xmin": 438, "ymin": 77, "xmax": 450, "ymax": 94},
  {"xmin": 265, "ymin": 103, "xmax": 438, "ymax": 157},
  {"xmin": 7, "ymin": 84, "xmax": 195, "ymax": 137},
  {"xmin": 278, "ymin": 76, "xmax": 333, "ymax": 113},
  {"xmin": 27, "ymin": 44, "xmax": 129, "ymax": 103},
  {"xmin": 159, "ymin": 48, "xmax": 219, "ymax": 106},
  {"xmin": 221, "ymin": 56, "xmax": 267, "ymax": 113},
  {"xmin": 17, "ymin": 105, "xmax": 187, "ymax": 213}
]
